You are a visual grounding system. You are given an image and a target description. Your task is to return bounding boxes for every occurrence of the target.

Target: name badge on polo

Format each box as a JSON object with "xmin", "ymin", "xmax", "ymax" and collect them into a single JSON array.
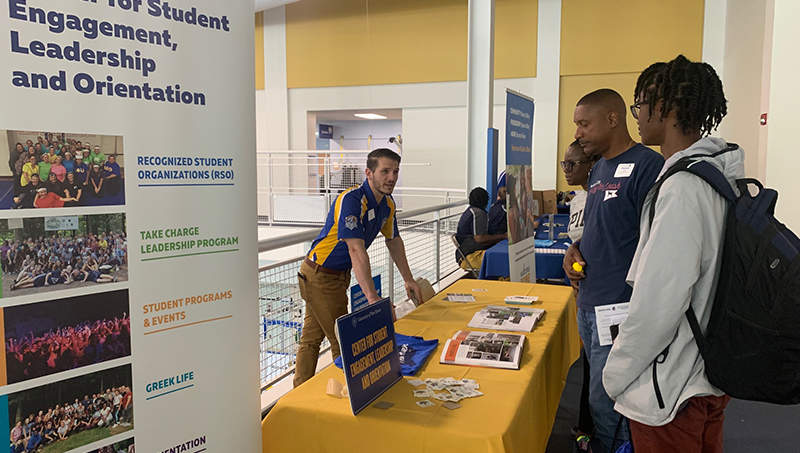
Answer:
[
  {"xmin": 368, "ymin": 209, "xmax": 375, "ymax": 221},
  {"xmin": 614, "ymin": 163, "xmax": 635, "ymax": 178}
]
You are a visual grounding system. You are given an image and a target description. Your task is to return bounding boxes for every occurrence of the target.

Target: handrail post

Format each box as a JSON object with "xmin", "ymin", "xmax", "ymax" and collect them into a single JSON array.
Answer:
[
  {"xmin": 388, "ymin": 256, "xmax": 395, "ymax": 302},
  {"xmin": 268, "ymin": 154, "xmax": 274, "ymax": 226},
  {"xmin": 324, "ymin": 154, "xmax": 331, "ymax": 212},
  {"xmin": 434, "ymin": 210, "xmax": 441, "ymax": 285}
]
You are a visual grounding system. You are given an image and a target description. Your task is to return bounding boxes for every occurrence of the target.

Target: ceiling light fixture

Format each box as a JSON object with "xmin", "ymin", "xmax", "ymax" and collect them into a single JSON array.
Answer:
[{"xmin": 354, "ymin": 113, "xmax": 388, "ymax": 120}]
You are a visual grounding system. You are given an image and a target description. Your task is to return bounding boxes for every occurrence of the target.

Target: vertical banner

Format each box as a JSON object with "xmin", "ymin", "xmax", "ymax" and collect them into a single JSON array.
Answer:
[
  {"xmin": 505, "ymin": 90, "xmax": 537, "ymax": 283},
  {"xmin": 0, "ymin": 1, "xmax": 260, "ymax": 453}
]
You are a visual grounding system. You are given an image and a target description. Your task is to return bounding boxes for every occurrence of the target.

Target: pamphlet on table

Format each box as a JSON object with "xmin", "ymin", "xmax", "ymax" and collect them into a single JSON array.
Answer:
[
  {"xmin": 440, "ymin": 330, "xmax": 525, "ymax": 370},
  {"xmin": 504, "ymin": 295, "xmax": 539, "ymax": 305},
  {"xmin": 468, "ymin": 305, "xmax": 545, "ymax": 332}
]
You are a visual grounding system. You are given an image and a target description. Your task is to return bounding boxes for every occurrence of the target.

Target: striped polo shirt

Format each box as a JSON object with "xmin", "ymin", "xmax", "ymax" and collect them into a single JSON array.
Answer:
[{"xmin": 307, "ymin": 179, "xmax": 399, "ymax": 271}]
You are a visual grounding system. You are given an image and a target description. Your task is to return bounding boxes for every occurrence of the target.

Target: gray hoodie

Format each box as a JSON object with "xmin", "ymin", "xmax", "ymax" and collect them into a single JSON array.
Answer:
[{"xmin": 603, "ymin": 137, "xmax": 746, "ymax": 426}]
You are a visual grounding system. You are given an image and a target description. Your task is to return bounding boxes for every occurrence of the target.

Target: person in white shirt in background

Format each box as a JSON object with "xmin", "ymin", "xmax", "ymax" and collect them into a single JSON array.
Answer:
[
  {"xmin": 561, "ymin": 138, "xmax": 599, "ymax": 451},
  {"xmin": 562, "ymin": 139, "xmax": 599, "ymax": 244}
]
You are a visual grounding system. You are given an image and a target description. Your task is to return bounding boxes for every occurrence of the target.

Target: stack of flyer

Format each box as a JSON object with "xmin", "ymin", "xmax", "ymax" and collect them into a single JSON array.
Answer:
[
  {"xmin": 467, "ymin": 305, "xmax": 545, "ymax": 332},
  {"xmin": 440, "ymin": 330, "xmax": 525, "ymax": 370}
]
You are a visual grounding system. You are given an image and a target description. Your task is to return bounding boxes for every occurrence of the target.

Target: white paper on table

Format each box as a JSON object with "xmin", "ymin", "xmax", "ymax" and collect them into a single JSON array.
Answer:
[{"xmin": 594, "ymin": 302, "xmax": 630, "ymax": 346}]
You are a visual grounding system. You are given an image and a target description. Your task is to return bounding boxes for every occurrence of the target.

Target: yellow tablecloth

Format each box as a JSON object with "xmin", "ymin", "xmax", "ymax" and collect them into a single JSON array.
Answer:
[{"xmin": 262, "ymin": 280, "xmax": 580, "ymax": 453}]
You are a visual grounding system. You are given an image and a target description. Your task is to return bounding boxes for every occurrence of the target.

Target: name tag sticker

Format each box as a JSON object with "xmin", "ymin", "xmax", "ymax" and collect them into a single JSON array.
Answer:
[
  {"xmin": 614, "ymin": 163, "xmax": 635, "ymax": 178},
  {"xmin": 368, "ymin": 209, "xmax": 376, "ymax": 221}
]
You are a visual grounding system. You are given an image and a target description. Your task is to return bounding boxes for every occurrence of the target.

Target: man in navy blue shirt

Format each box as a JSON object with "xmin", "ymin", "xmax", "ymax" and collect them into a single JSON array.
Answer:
[
  {"xmin": 294, "ymin": 148, "xmax": 423, "ymax": 387},
  {"xmin": 488, "ymin": 171, "xmax": 508, "ymax": 236},
  {"xmin": 563, "ymin": 89, "xmax": 664, "ymax": 452},
  {"xmin": 102, "ymin": 155, "xmax": 122, "ymax": 196},
  {"xmin": 455, "ymin": 188, "xmax": 506, "ymax": 269}
]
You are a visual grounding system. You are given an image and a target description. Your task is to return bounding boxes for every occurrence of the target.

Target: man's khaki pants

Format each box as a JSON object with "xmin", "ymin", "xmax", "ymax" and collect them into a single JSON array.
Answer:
[{"xmin": 293, "ymin": 261, "xmax": 351, "ymax": 388}]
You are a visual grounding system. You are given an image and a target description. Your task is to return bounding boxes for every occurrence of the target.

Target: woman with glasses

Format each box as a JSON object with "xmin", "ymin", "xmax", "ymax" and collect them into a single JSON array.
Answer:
[
  {"xmin": 561, "ymin": 140, "xmax": 599, "ymax": 243},
  {"xmin": 561, "ymin": 139, "xmax": 599, "ymax": 452}
]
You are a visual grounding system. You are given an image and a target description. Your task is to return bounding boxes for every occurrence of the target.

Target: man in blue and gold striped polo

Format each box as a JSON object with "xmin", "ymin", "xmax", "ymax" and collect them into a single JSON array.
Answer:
[{"xmin": 294, "ymin": 148, "xmax": 423, "ymax": 387}]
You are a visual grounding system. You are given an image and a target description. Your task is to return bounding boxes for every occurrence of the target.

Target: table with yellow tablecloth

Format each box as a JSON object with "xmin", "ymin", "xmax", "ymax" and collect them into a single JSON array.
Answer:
[{"xmin": 262, "ymin": 280, "xmax": 581, "ymax": 453}]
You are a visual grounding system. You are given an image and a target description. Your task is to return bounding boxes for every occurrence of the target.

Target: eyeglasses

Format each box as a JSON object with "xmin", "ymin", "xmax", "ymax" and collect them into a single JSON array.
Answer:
[
  {"xmin": 560, "ymin": 158, "xmax": 598, "ymax": 173},
  {"xmin": 630, "ymin": 101, "xmax": 646, "ymax": 120}
]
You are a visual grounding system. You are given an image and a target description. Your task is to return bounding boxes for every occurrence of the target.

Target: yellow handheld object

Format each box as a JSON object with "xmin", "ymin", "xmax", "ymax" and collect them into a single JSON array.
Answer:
[{"xmin": 572, "ymin": 262, "xmax": 584, "ymax": 273}]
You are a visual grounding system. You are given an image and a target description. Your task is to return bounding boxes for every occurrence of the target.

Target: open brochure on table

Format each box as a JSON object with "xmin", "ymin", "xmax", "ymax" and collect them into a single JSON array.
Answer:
[
  {"xmin": 440, "ymin": 330, "xmax": 525, "ymax": 370},
  {"xmin": 467, "ymin": 305, "xmax": 545, "ymax": 332}
]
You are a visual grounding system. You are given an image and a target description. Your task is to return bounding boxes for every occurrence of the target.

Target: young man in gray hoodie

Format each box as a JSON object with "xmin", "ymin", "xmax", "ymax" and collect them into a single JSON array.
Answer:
[{"xmin": 603, "ymin": 55, "xmax": 745, "ymax": 452}]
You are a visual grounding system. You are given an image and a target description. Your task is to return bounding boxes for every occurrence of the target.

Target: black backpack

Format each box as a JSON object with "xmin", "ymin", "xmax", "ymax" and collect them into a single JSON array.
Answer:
[{"xmin": 647, "ymin": 144, "xmax": 800, "ymax": 405}]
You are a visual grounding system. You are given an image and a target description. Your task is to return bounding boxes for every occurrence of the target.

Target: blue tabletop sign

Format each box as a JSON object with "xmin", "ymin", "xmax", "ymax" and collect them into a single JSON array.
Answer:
[
  {"xmin": 350, "ymin": 275, "xmax": 382, "ymax": 312},
  {"xmin": 335, "ymin": 298, "xmax": 402, "ymax": 415},
  {"xmin": 505, "ymin": 90, "xmax": 535, "ymax": 166}
]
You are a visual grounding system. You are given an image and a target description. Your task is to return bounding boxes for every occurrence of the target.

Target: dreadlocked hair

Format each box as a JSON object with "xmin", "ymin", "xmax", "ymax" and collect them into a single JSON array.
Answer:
[{"xmin": 634, "ymin": 55, "xmax": 727, "ymax": 137}]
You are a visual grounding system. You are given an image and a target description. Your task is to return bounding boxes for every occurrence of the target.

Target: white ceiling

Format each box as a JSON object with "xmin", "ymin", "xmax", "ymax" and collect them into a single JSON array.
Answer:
[{"xmin": 313, "ymin": 109, "xmax": 403, "ymax": 123}]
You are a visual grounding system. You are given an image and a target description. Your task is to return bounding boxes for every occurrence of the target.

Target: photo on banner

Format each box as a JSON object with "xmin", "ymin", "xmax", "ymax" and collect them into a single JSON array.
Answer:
[
  {"xmin": 505, "ymin": 165, "xmax": 537, "ymax": 245},
  {"xmin": 87, "ymin": 436, "xmax": 134, "ymax": 453},
  {"xmin": 6, "ymin": 364, "xmax": 133, "ymax": 453},
  {"xmin": 0, "ymin": 130, "xmax": 125, "ymax": 210},
  {"xmin": 4, "ymin": 289, "xmax": 131, "ymax": 385},
  {"xmin": 1, "ymin": 213, "xmax": 127, "ymax": 298}
]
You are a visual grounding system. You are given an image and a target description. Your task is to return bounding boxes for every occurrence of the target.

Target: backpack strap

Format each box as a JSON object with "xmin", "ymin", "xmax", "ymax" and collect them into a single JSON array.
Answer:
[
  {"xmin": 647, "ymin": 144, "xmax": 740, "ymax": 227},
  {"xmin": 645, "ymin": 144, "xmax": 740, "ymax": 358}
]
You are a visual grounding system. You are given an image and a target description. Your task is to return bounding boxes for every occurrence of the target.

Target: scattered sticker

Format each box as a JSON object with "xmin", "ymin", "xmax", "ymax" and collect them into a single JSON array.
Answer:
[
  {"xmin": 407, "ymin": 379, "xmax": 425, "ymax": 387},
  {"xmin": 416, "ymin": 400, "xmax": 435, "ymax": 408},
  {"xmin": 442, "ymin": 402, "xmax": 462, "ymax": 410}
]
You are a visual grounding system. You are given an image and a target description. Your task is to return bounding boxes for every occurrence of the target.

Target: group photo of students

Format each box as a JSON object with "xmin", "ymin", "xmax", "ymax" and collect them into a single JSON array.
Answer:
[
  {"xmin": 4, "ymin": 290, "xmax": 131, "ymax": 385},
  {"xmin": 0, "ymin": 131, "xmax": 125, "ymax": 210},
  {"xmin": 0, "ymin": 214, "xmax": 127, "ymax": 298},
  {"xmin": 8, "ymin": 364, "xmax": 133, "ymax": 453}
]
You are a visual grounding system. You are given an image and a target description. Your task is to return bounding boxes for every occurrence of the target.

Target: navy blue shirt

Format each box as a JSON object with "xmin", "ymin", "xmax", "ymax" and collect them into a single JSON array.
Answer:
[
  {"xmin": 103, "ymin": 161, "xmax": 121, "ymax": 177},
  {"xmin": 73, "ymin": 162, "xmax": 89, "ymax": 184},
  {"xmin": 577, "ymin": 144, "xmax": 664, "ymax": 311},
  {"xmin": 487, "ymin": 199, "xmax": 507, "ymax": 235},
  {"xmin": 455, "ymin": 206, "xmax": 489, "ymax": 262},
  {"xmin": 307, "ymin": 179, "xmax": 399, "ymax": 271}
]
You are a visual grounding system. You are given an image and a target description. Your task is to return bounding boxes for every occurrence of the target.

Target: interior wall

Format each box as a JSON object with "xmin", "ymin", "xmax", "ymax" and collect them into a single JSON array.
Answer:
[
  {"xmin": 255, "ymin": 12, "xmax": 265, "ymax": 90},
  {"xmin": 716, "ymin": 0, "xmax": 768, "ymax": 178},
  {"xmin": 262, "ymin": 0, "xmax": 706, "ymax": 194},
  {"xmin": 560, "ymin": 0, "xmax": 705, "ymax": 77},
  {"xmin": 556, "ymin": 73, "xmax": 644, "ymax": 192},
  {"xmin": 284, "ymin": 0, "xmax": 538, "ymax": 88},
  {"xmin": 555, "ymin": 0, "xmax": 704, "ymax": 192},
  {"xmin": 765, "ymin": 0, "xmax": 799, "ymax": 230},
  {"xmin": 287, "ymin": 77, "xmax": 533, "ymax": 191},
  {"xmin": 324, "ymin": 119, "xmax": 402, "ymax": 150},
  {"xmin": 402, "ymin": 106, "xmax": 467, "ymax": 191}
]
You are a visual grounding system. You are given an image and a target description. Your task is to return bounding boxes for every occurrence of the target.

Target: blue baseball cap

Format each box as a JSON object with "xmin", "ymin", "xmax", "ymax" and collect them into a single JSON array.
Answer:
[{"xmin": 497, "ymin": 171, "xmax": 507, "ymax": 189}]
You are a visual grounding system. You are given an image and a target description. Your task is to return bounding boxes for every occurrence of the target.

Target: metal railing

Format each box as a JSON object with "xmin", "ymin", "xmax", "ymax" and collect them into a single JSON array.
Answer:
[
  {"xmin": 259, "ymin": 200, "xmax": 468, "ymax": 389},
  {"xmin": 257, "ymin": 150, "xmax": 466, "ymax": 225}
]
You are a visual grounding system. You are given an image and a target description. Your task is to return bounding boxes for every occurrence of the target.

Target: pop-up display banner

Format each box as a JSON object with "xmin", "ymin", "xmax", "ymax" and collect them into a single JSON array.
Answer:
[
  {"xmin": 336, "ymin": 298, "xmax": 402, "ymax": 415},
  {"xmin": 505, "ymin": 90, "xmax": 537, "ymax": 283},
  {"xmin": 0, "ymin": 1, "xmax": 261, "ymax": 452}
]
